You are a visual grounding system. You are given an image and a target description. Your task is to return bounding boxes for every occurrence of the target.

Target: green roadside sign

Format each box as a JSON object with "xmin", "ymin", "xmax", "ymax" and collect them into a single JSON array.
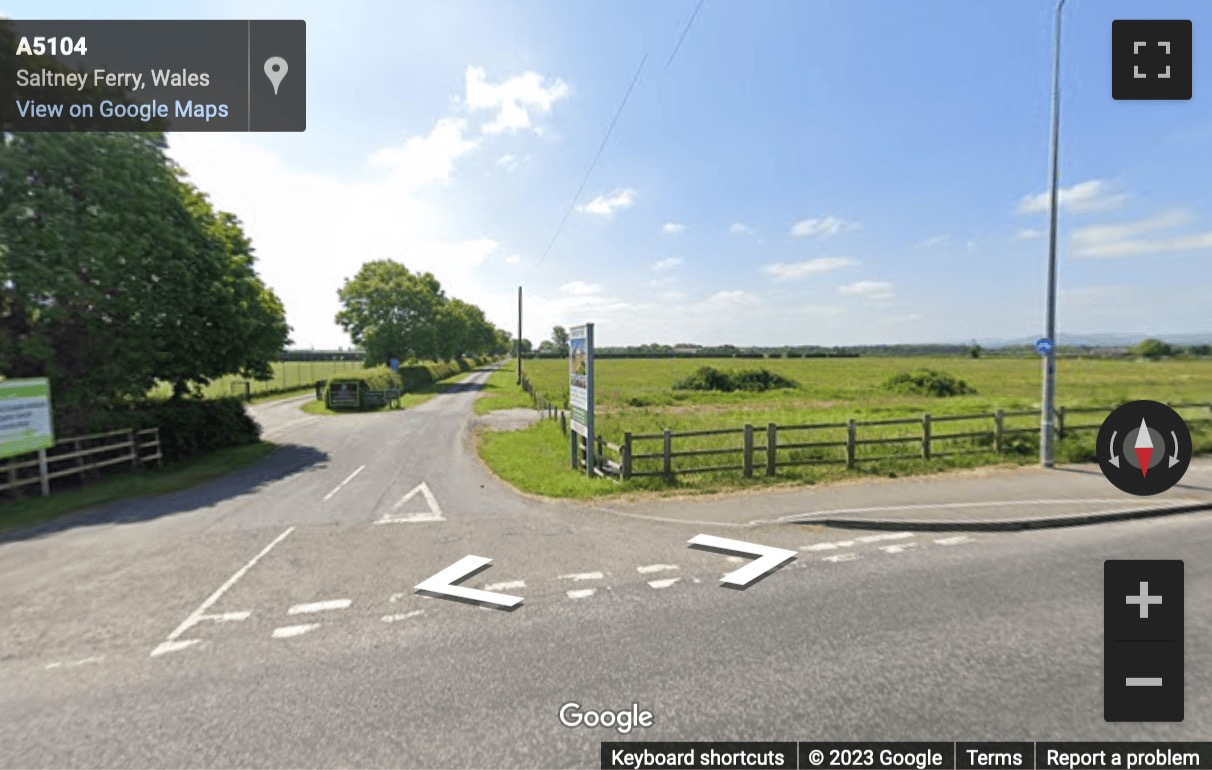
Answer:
[{"xmin": 0, "ymin": 377, "xmax": 54, "ymax": 459}]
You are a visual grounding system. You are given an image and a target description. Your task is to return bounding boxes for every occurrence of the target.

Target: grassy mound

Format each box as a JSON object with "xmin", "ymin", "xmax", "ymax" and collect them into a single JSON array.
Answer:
[
  {"xmin": 882, "ymin": 369, "xmax": 976, "ymax": 397},
  {"xmin": 673, "ymin": 366, "xmax": 799, "ymax": 393}
]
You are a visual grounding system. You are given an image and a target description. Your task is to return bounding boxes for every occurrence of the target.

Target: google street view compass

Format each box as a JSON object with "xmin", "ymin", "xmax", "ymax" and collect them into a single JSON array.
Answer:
[{"xmin": 1096, "ymin": 400, "xmax": 1191, "ymax": 495}]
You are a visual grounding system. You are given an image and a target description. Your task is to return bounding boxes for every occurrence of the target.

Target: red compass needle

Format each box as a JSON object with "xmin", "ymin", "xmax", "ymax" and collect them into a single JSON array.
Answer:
[{"xmin": 1133, "ymin": 418, "xmax": 1154, "ymax": 478}]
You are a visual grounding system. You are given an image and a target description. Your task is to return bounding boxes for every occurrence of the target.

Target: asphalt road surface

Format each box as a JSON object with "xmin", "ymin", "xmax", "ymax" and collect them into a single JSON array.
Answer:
[{"xmin": 1, "ymin": 367, "xmax": 1208, "ymax": 768}]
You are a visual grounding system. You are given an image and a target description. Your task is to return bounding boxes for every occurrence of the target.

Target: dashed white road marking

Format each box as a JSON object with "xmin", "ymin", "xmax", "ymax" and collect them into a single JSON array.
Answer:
[
  {"xmin": 151, "ymin": 640, "xmax": 200, "ymax": 657},
  {"xmin": 381, "ymin": 611, "xmax": 425, "ymax": 623},
  {"xmin": 637, "ymin": 564, "xmax": 678, "ymax": 574},
  {"xmin": 288, "ymin": 599, "xmax": 351, "ymax": 615},
  {"xmin": 822, "ymin": 553, "xmax": 860, "ymax": 563},
  {"xmin": 323, "ymin": 465, "xmax": 365, "ymax": 502},
  {"xmin": 559, "ymin": 572, "xmax": 605, "ymax": 581},
  {"xmin": 272, "ymin": 624, "xmax": 320, "ymax": 639},
  {"xmin": 151, "ymin": 527, "xmax": 294, "ymax": 657},
  {"xmin": 802, "ymin": 540, "xmax": 855, "ymax": 551},
  {"xmin": 485, "ymin": 580, "xmax": 527, "ymax": 591},
  {"xmin": 857, "ymin": 532, "xmax": 915, "ymax": 544},
  {"xmin": 647, "ymin": 578, "xmax": 680, "ymax": 589},
  {"xmin": 935, "ymin": 535, "xmax": 975, "ymax": 546},
  {"xmin": 802, "ymin": 532, "xmax": 914, "ymax": 551},
  {"xmin": 45, "ymin": 656, "xmax": 104, "ymax": 670},
  {"xmin": 725, "ymin": 556, "xmax": 746, "ymax": 564},
  {"xmin": 566, "ymin": 588, "xmax": 596, "ymax": 599},
  {"xmin": 879, "ymin": 542, "xmax": 918, "ymax": 554},
  {"xmin": 198, "ymin": 611, "xmax": 251, "ymax": 623}
]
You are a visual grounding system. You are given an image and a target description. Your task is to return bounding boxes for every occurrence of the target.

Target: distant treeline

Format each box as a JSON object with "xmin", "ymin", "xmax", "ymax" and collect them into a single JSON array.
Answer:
[
  {"xmin": 279, "ymin": 349, "xmax": 367, "ymax": 362},
  {"xmin": 521, "ymin": 341, "xmax": 1210, "ymax": 360}
]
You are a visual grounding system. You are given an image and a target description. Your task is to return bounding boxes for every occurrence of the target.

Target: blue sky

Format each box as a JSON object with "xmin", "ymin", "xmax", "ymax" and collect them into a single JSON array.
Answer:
[{"xmin": 7, "ymin": 0, "xmax": 1212, "ymax": 348}]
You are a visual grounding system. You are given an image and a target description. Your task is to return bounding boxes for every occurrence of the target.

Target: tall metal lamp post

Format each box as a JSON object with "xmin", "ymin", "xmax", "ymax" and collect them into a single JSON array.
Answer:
[{"xmin": 1040, "ymin": 0, "xmax": 1067, "ymax": 468}]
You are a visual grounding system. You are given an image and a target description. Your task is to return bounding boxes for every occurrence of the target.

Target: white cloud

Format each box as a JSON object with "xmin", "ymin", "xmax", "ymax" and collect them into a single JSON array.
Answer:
[
  {"xmin": 762, "ymin": 257, "xmax": 857, "ymax": 280},
  {"xmin": 560, "ymin": 280, "xmax": 605, "ymax": 296},
  {"xmin": 729, "ymin": 222, "xmax": 755, "ymax": 235},
  {"xmin": 652, "ymin": 257, "xmax": 683, "ymax": 272},
  {"xmin": 915, "ymin": 234, "xmax": 949, "ymax": 249},
  {"xmin": 1014, "ymin": 228, "xmax": 1045, "ymax": 241},
  {"xmin": 1073, "ymin": 209, "xmax": 1212, "ymax": 257},
  {"xmin": 504, "ymin": 254, "xmax": 522, "ymax": 265},
  {"xmin": 1017, "ymin": 179, "xmax": 1127, "ymax": 215},
  {"xmin": 838, "ymin": 280, "xmax": 895, "ymax": 301},
  {"xmin": 367, "ymin": 117, "xmax": 480, "ymax": 188},
  {"xmin": 495, "ymin": 153, "xmax": 522, "ymax": 172},
  {"xmin": 661, "ymin": 222, "xmax": 686, "ymax": 235},
  {"xmin": 166, "ymin": 129, "xmax": 500, "ymax": 351},
  {"xmin": 464, "ymin": 65, "xmax": 570, "ymax": 135},
  {"xmin": 578, "ymin": 187, "xmax": 636, "ymax": 217},
  {"xmin": 789, "ymin": 215, "xmax": 860, "ymax": 238},
  {"xmin": 701, "ymin": 290, "xmax": 761, "ymax": 307}
]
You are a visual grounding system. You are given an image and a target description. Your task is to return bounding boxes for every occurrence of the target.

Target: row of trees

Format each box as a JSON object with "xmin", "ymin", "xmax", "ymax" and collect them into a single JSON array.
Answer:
[
  {"xmin": 0, "ymin": 133, "xmax": 291, "ymax": 433},
  {"xmin": 334, "ymin": 260, "xmax": 510, "ymax": 365}
]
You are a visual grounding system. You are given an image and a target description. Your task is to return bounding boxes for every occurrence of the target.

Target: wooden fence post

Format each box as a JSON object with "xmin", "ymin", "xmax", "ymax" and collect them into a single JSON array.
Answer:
[
  {"xmin": 37, "ymin": 448, "xmax": 49, "ymax": 497},
  {"xmin": 921, "ymin": 414, "xmax": 931, "ymax": 460},
  {"xmin": 766, "ymin": 423, "xmax": 777, "ymax": 476},
  {"xmin": 994, "ymin": 410, "xmax": 1004, "ymax": 453},
  {"xmin": 846, "ymin": 419, "xmax": 856, "ymax": 470},
  {"xmin": 743, "ymin": 424, "xmax": 754, "ymax": 478},
  {"xmin": 596, "ymin": 435, "xmax": 605, "ymax": 467},
  {"xmin": 1056, "ymin": 406, "xmax": 1066, "ymax": 440},
  {"xmin": 662, "ymin": 429, "xmax": 673, "ymax": 480},
  {"xmin": 128, "ymin": 429, "xmax": 139, "ymax": 470},
  {"xmin": 622, "ymin": 432, "xmax": 633, "ymax": 480}
]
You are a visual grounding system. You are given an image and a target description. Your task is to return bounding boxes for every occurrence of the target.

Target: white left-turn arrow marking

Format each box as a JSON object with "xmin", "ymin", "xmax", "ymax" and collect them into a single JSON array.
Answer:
[
  {"xmin": 688, "ymin": 534, "xmax": 797, "ymax": 588},
  {"xmin": 415, "ymin": 555, "xmax": 523, "ymax": 609}
]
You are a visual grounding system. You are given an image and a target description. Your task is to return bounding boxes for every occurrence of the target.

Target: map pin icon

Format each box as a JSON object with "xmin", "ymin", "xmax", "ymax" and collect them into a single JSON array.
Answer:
[{"xmin": 264, "ymin": 57, "xmax": 288, "ymax": 95}]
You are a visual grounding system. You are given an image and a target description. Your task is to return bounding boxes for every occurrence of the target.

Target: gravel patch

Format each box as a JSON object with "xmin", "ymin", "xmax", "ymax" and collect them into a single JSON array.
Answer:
[{"xmin": 475, "ymin": 408, "xmax": 542, "ymax": 432}]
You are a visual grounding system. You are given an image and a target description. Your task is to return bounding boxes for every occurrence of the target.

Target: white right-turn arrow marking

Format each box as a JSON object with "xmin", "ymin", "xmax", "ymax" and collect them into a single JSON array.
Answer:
[{"xmin": 688, "ymin": 534, "xmax": 796, "ymax": 588}]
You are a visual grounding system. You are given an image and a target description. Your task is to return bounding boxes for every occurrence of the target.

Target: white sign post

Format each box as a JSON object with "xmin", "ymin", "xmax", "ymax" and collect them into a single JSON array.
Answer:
[
  {"xmin": 568, "ymin": 323, "xmax": 595, "ymax": 476},
  {"xmin": 0, "ymin": 378, "xmax": 55, "ymax": 496}
]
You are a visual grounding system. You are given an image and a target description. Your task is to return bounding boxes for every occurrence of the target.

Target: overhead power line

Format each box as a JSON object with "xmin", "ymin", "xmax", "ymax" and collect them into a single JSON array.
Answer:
[
  {"xmin": 666, "ymin": 0, "xmax": 708, "ymax": 69},
  {"xmin": 534, "ymin": 53, "xmax": 647, "ymax": 271}
]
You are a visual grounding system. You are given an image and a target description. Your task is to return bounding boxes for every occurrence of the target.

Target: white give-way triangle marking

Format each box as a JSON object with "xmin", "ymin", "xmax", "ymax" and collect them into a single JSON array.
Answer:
[{"xmin": 376, "ymin": 482, "xmax": 445, "ymax": 524}]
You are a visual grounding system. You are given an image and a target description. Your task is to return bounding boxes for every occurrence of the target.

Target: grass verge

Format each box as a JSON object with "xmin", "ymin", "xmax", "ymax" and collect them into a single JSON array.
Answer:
[
  {"xmin": 474, "ymin": 366, "xmax": 538, "ymax": 415},
  {"xmin": 0, "ymin": 442, "xmax": 277, "ymax": 535}
]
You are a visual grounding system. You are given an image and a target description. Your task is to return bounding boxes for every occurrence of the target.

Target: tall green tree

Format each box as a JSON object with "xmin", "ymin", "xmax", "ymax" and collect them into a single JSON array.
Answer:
[
  {"xmin": 551, "ymin": 325, "xmax": 569, "ymax": 356},
  {"xmin": 334, "ymin": 260, "xmax": 447, "ymax": 363},
  {"xmin": 0, "ymin": 133, "xmax": 290, "ymax": 431}
]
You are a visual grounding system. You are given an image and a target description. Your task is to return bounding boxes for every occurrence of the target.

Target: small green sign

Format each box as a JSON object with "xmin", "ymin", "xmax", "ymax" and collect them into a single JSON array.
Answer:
[{"xmin": 0, "ymin": 377, "xmax": 54, "ymax": 459}]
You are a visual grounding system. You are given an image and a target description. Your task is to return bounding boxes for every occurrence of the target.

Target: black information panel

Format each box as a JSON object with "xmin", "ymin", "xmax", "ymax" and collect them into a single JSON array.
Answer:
[
  {"xmin": 0, "ymin": 19, "xmax": 305, "ymax": 131},
  {"xmin": 600, "ymin": 743, "xmax": 1212, "ymax": 770}
]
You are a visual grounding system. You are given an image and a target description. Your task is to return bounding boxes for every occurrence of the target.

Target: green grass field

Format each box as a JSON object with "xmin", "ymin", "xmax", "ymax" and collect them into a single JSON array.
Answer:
[
  {"xmin": 149, "ymin": 360, "xmax": 364, "ymax": 400},
  {"xmin": 477, "ymin": 357, "xmax": 1212, "ymax": 498}
]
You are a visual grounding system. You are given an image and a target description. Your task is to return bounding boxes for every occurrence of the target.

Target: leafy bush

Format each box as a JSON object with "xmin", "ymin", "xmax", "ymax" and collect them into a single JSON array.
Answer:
[
  {"xmin": 882, "ymin": 369, "xmax": 976, "ymax": 397},
  {"xmin": 93, "ymin": 397, "xmax": 260, "ymax": 464},
  {"xmin": 673, "ymin": 366, "xmax": 799, "ymax": 393}
]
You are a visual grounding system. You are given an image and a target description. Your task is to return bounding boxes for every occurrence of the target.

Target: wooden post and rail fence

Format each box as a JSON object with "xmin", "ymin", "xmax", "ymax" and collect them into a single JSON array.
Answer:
[
  {"xmin": 515, "ymin": 377, "xmax": 1211, "ymax": 483},
  {"xmin": 0, "ymin": 427, "xmax": 163, "ymax": 500}
]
